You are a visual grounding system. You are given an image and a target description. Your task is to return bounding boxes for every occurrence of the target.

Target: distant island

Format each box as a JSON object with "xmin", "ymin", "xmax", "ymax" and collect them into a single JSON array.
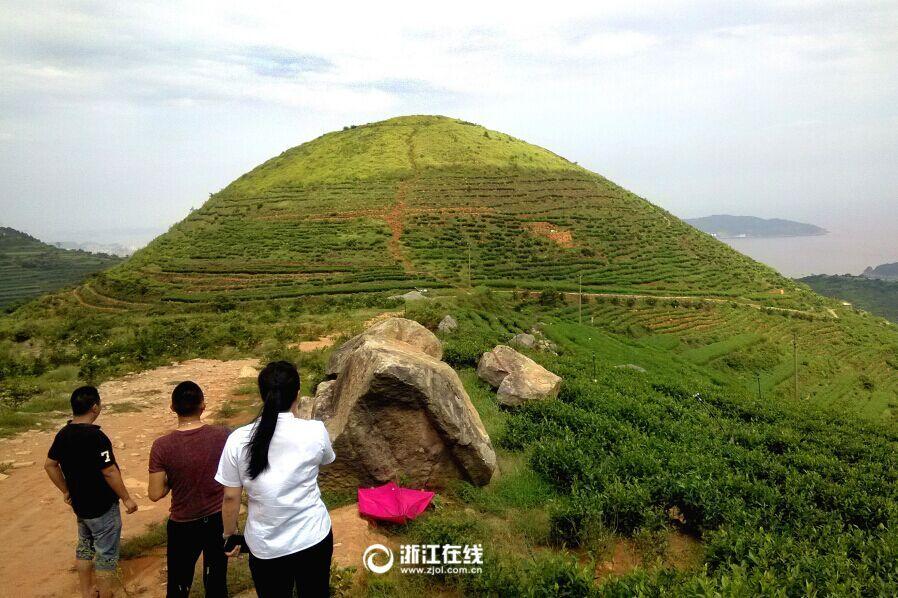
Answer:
[
  {"xmin": 861, "ymin": 262, "xmax": 898, "ymax": 281},
  {"xmin": 686, "ymin": 215, "xmax": 827, "ymax": 239}
]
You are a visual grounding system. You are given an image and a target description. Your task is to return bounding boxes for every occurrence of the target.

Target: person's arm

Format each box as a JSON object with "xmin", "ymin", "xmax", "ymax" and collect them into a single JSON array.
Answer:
[
  {"xmin": 147, "ymin": 439, "xmax": 170, "ymax": 502},
  {"xmin": 319, "ymin": 421, "xmax": 336, "ymax": 466},
  {"xmin": 147, "ymin": 471, "xmax": 170, "ymax": 502},
  {"xmin": 101, "ymin": 465, "xmax": 138, "ymax": 513},
  {"xmin": 222, "ymin": 485, "xmax": 242, "ymax": 537},
  {"xmin": 94, "ymin": 432, "xmax": 137, "ymax": 513},
  {"xmin": 43, "ymin": 457, "xmax": 70, "ymax": 503},
  {"xmin": 221, "ymin": 485, "xmax": 242, "ymax": 557},
  {"xmin": 214, "ymin": 432, "xmax": 243, "ymax": 556}
]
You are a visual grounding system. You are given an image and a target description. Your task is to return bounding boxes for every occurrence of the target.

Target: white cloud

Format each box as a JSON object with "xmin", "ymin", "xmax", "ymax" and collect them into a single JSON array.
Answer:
[{"xmin": 0, "ymin": 0, "xmax": 896, "ymax": 246}]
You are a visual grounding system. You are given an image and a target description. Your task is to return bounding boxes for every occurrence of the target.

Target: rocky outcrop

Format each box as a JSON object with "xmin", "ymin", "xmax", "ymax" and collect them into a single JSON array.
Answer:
[
  {"xmin": 438, "ymin": 315, "xmax": 458, "ymax": 333},
  {"xmin": 477, "ymin": 345, "xmax": 562, "ymax": 407},
  {"xmin": 314, "ymin": 337, "xmax": 496, "ymax": 490},
  {"xmin": 326, "ymin": 317, "xmax": 442, "ymax": 377}
]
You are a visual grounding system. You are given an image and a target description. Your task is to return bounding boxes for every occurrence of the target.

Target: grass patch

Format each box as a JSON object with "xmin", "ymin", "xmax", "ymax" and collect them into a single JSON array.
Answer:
[
  {"xmin": 0, "ymin": 410, "xmax": 40, "ymax": 437},
  {"xmin": 106, "ymin": 401, "xmax": 143, "ymax": 414},
  {"xmin": 120, "ymin": 521, "xmax": 168, "ymax": 559}
]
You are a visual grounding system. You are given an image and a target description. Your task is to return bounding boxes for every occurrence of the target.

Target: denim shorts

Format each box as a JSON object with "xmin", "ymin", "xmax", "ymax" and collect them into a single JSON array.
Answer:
[{"xmin": 76, "ymin": 502, "xmax": 122, "ymax": 572}]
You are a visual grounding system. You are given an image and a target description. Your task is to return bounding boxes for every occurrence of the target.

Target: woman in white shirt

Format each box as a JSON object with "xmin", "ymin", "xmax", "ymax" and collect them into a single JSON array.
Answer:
[{"xmin": 216, "ymin": 361, "xmax": 336, "ymax": 597}]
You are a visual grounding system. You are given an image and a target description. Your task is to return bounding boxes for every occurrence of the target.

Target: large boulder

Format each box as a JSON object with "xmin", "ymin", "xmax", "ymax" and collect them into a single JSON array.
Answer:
[
  {"xmin": 326, "ymin": 317, "xmax": 442, "ymax": 377},
  {"xmin": 314, "ymin": 338, "xmax": 496, "ymax": 490},
  {"xmin": 477, "ymin": 345, "xmax": 562, "ymax": 407}
]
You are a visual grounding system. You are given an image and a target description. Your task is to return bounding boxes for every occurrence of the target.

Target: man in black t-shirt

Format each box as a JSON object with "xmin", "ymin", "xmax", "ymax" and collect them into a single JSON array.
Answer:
[{"xmin": 45, "ymin": 386, "xmax": 138, "ymax": 598}]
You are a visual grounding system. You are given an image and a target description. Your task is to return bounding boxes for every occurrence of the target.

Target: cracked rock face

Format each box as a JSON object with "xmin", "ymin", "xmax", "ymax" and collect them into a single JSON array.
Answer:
[
  {"xmin": 477, "ymin": 345, "xmax": 562, "ymax": 407},
  {"xmin": 313, "ymin": 336, "xmax": 495, "ymax": 491},
  {"xmin": 325, "ymin": 317, "xmax": 443, "ymax": 377}
]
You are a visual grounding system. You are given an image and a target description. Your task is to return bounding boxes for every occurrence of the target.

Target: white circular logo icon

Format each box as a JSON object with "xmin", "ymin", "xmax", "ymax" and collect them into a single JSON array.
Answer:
[{"xmin": 362, "ymin": 544, "xmax": 394, "ymax": 574}]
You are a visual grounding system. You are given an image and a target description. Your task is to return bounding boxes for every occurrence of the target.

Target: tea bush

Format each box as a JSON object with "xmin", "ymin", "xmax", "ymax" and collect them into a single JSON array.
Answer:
[{"xmin": 502, "ymin": 353, "xmax": 898, "ymax": 593}]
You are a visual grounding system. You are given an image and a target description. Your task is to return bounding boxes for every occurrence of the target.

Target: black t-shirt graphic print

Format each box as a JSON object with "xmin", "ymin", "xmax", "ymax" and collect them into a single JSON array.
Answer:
[{"xmin": 48, "ymin": 422, "xmax": 119, "ymax": 519}]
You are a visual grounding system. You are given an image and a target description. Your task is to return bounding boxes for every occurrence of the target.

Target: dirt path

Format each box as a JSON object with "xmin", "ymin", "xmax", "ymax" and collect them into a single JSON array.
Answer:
[{"xmin": 0, "ymin": 358, "xmax": 258, "ymax": 597}]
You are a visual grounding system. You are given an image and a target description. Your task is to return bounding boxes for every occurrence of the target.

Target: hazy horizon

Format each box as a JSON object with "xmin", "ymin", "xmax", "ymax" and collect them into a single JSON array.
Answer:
[{"xmin": 1, "ymin": 1, "xmax": 896, "ymax": 265}]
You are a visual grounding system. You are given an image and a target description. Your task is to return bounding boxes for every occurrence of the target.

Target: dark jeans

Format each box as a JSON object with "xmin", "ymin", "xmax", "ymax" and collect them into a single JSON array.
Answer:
[
  {"xmin": 166, "ymin": 512, "xmax": 228, "ymax": 598},
  {"xmin": 248, "ymin": 530, "xmax": 333, "ymax": 598}
]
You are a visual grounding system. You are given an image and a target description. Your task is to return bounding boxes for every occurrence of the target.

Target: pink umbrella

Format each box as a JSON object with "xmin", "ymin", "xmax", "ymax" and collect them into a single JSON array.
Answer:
[{"xmin": 357, "ymin": 482, "xmax": 435, "ymax": 524}]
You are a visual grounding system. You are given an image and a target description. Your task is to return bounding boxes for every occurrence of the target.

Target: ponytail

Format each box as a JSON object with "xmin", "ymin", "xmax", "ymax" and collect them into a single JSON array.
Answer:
[{"xmin": 247, "ymin": 361, "xmax": 300, "ymax": 479}]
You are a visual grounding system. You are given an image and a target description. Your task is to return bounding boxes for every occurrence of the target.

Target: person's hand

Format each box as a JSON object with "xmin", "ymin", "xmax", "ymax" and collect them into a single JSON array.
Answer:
[
  {"xmin": 123, "ymin": 498, "xmax": 138, "ymax": 514},
  {"xmin": 63, "ymin": 492, "xmax": 71, "ymax": 505},
  {"xmin": 223, "ymin": 535, "xmax": 241, "ymax": 558}
]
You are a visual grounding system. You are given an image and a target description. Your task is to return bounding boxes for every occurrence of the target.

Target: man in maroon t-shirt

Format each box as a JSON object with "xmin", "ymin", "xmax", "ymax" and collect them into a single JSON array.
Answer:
[{"xmin": 148, "ymin": 381, "xmax": 231, "ymax": 597}]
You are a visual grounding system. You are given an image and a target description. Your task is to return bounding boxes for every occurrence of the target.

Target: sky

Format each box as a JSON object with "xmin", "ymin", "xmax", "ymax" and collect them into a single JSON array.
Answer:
[{"xmin": 1, "ymin": 0, "xmax": 896, "ymax": 254}]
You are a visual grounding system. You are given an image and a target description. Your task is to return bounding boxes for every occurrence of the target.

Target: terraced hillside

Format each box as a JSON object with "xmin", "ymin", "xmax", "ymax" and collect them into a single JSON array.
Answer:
[
  {"xmin": 0, "ymin": 227, "xmax": 121, "ymax": 308},
  {"xmin": 90, "ymin": 116, "xmax": 801, "ymax": 306},
  {"xmin": 11, "ymin": 115, "xmax": 897, "ymax": 419}
]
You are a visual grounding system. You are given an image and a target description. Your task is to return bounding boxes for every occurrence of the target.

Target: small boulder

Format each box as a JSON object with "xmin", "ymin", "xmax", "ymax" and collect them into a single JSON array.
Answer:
[
  {"xmin": 438, "ymin": 315, "xmax": 458, "ymax": 333},
  {"xmin": 536, "ymin": 339, "xmax": 559, "ymax": 354},
  {"xmin": 315, "ymin": 338, "xmax": 496, "ymax": 491},
  {"xmin": 388, "ymin": 290, "xmax": 428, "ymax": 301},
  {"xmin": 238, "ymin": 366, "xmax": 258, "ymax": 379},
  {"xmin": 326, "ymin": 317, "xmax": 442, "ymax": 377},
  {"xmin": 510, "ymin": 333, "xmax": 537, "ymax": 349},
  {"xmin": 477, "ymin": 345, "xmax": 562, "ymax": 407}
]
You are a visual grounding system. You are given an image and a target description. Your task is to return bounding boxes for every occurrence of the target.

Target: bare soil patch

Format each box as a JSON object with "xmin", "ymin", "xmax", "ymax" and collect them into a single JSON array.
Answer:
[
  {"xmin": 524, "ymin": 221, "xmax": 575, "ymax": 248},
  {"xmin": 594, "ymin": 530, "xmax": 702, "ymax": 581}
]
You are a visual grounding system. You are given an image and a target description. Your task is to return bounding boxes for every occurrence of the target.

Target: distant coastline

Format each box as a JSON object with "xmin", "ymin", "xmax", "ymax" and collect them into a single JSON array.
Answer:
[{"xmin": 686, "ymin": 215, "xmax": 827, "ymax": 239}]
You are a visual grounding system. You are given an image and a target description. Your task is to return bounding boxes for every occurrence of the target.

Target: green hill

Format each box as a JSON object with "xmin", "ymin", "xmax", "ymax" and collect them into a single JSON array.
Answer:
[
  {"xmin": 0, "ymin": 227, "xmax": 121, "ymax": 309},
  {"xmin": 802, "ymin": 274, "xmax": 898, "ymax": 323},
  {"xmin": 90, "ymin": 115, "xmax": 797, "ymax": 305}
]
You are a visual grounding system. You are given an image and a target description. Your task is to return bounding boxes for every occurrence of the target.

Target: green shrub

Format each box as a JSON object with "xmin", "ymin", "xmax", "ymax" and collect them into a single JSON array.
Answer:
[
  {"xmin": 404, "ymin": 301, "xmax": 445, "ymax": 329},
  {"xmin": 524, "ymin": 554, "xmax": 595, "ymax": 598},
  {"xmin": 548, "ymin": 495, "xmax": 603, "ymax": 548}
]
